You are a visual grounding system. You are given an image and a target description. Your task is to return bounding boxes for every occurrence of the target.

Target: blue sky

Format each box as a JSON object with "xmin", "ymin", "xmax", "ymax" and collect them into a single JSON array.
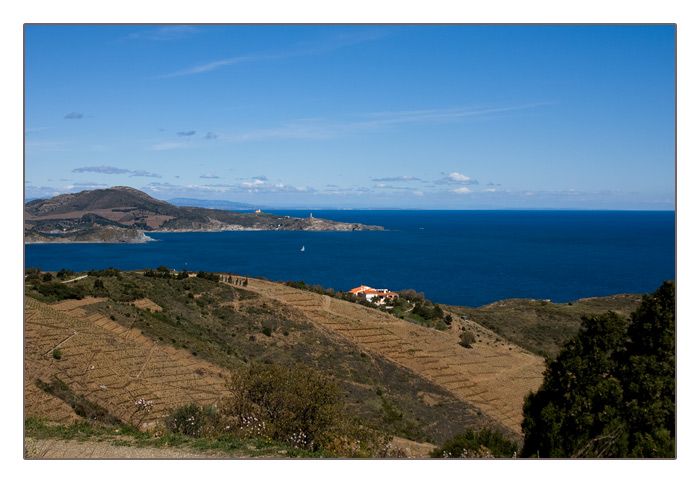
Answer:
[{"xmin": 24, "ymin": 24, "xmax": 676, "ymax": 209}]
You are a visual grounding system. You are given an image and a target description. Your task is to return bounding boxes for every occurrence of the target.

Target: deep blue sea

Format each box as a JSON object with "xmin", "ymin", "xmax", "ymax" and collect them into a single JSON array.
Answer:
[{"xmin": 24, "ymin": 210, "xmax": 676, "ymax": 308}]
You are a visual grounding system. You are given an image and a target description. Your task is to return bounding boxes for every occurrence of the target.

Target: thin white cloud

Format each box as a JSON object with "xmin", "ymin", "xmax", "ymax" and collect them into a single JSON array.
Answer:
[
  {"xmin": 72, "ymin": 182, "xmax": 110, "ymax": 187},
  {"xmin": 126, "ymin": 25, "xmax": 201, "ymax": 41},
  {"xmin": 130, "ymin": 170, "xmax": 162, "ymax": 178},
  {"xmin": 372, "ymin": 184, "xmax": 424, "ymax": 192},
  {"xmin": 352, "ymin": 104, "xmax": 547, "ymax": 128},
  {"xmin": 140, "ymin": 180, "xmax": 317, "ymax": 198},
  {"xmin": 158, "ymin": 56, "xmax": 254, "ymax": 78},
  {"xmin": 72, "ymin": 165, "xmax": 130, "ymax": 175},
  {"xmin": 229, "ymin": 121, "xmax": 335, "ymax": 142},
  {"xmin": 156, "ymin": 28, "xmax": 388, "ymax": 79},
  {"xmin": 436, "ymin": 172, "xmax": 479, "ymax": 185},
  {"xmin": 235, "ymin": 177, "xmax": 316, "ymax": 194},
  {"xmin": 227, "ymin": 104, "xmax": 545, "ymax": 143},
  {"xmin": 452, "ymin": 187, "xmax": 473, "ymax": 194},
  {"xmin": 371, "ymin": 175, "xmax": 422, "ymax": 182},
  {"xmin": 148, "ymin": 142, "xmax": 192, "ymax": 151},
  {"xmin": 71, "ymin": 165, "xmax": 162, "ymax": 178}
]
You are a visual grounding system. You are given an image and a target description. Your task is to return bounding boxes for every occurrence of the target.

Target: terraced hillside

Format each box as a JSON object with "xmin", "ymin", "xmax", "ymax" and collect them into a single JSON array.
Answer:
[
  {"xmin": 244, "ymin": 279, "xmax": 545, "ymax": 434},
  {"xmin": 25, "ymin": 296, "xmax": 229, "ymax": 429},
  {"xmin": 25, "ymin": 271, "xmax": 517, "ymax": 447}
]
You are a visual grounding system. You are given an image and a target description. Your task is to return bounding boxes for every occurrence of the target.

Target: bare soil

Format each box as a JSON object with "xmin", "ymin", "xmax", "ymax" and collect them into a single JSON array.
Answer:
[
  {"xmin": 244, "ymin": 279, "xmax": 545, "ymax": 434},
  {"xmin": 24, "ymin": 275, "xmax": 546, "ymax": 458},
  {"xmin": 24, "ymin": 437, "xmax": 238, "ymax": 459},
  {"xmin": 25, "ymin": 296, "xmax": 229, "ymax": 430}
]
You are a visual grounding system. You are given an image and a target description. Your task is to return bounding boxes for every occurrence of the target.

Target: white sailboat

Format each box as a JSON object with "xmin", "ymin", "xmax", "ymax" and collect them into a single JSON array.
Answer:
[{"xmin": 301, "ymin": 246, "xmax": 305, "ymax": 252}]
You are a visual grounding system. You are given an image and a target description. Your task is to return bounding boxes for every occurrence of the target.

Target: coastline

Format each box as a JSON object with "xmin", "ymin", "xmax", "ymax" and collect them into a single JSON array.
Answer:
[{"xmin": 24, "ymin": 211, "xmax": 674, "ymax": 308}]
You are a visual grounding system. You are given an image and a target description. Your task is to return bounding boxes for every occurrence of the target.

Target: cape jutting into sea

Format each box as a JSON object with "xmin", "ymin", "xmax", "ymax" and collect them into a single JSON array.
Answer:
[{"xmin": 24, "ymin": 210, "xmax": 675, "ymax": 308}]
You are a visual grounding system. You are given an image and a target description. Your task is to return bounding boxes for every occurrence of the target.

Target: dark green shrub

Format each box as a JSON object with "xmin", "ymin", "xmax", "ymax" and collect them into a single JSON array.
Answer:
[
  {"xmin": 459, "ymin": 330, "xmax": 476, "ymax": 348},
  {"xmin": 57, "ymin": 268, "xmax": 75, "ymax": 279},
  {"xmin": 35, "ymin": 281, "xmax": 85, "ymax": 301},
  {"xmin": 430, "ymin": 428, "xmax": 518, "ymax": 458},
  {"xmin": 224, "ymin": 363, "xmax": 345, "ymax": 450},
  {"xmin": 165, "ymin": 403, "xmax": 221, "ymax": 438}
]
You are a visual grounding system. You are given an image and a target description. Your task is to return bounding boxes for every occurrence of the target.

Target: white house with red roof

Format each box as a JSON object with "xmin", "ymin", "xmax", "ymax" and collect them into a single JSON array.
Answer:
[{"xmin": 348, "ymin": 285, "xmax": 399, "ymax": 304}]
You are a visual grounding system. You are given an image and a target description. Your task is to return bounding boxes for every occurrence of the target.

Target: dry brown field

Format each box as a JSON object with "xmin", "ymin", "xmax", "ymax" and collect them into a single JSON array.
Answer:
[
  {"xmin": 25, "ymin": 276, "xmax": 546, "ymax": 439},
  {"xmin": 244, "ymin": 279, "xmax": 545, "ymax": 434},
  {"xmin": 25, "ymin": 296, "xmax": 229, "ymax": 429},
  {"xmin": 24, "ymin": 208, "xmax": 175, "ymax": 230}
]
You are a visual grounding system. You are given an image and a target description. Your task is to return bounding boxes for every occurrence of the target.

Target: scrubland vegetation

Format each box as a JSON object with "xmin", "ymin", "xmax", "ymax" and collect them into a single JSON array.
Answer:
[
  {"xmin": 24, "ymin": 267, "xmax": 674, "ymax": 458},
  {"xmin": 25, "ymin": 266, "xmax": 509, "ymax": 457}
]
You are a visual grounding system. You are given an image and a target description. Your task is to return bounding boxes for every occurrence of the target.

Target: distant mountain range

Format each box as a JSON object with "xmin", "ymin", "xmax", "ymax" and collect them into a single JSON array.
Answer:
[
  {"xmin": 167, "ymin": 198, "xmax": 265, "ymax": 211},
  {"xmin": 24, "ymin": 186, "xmax": 384, "ymax": 243}
]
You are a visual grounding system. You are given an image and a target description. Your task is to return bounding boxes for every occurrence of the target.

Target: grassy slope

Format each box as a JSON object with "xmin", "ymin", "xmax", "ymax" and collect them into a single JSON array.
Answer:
[
  {"xmin": 25, "ymin": 271, "xmax": 503, "ymax": 445},
  {"xmin": 445, "ymin": 294, "xmax": 643, "ymax": 359}
]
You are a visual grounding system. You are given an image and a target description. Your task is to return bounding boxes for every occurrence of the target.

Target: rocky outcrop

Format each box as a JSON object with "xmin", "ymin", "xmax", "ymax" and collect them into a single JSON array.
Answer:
[
  {"xmin": 25, "ymin": 187, "xmax": 384, "ymax": 243},
  {"xmin": 25, "ymin": 226, "xmax": 156, "ymax": 244}
]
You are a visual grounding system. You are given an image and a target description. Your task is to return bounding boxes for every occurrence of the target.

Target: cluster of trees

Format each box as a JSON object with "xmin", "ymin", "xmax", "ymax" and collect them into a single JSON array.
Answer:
[
  {"xmin": 87, "ymin": 267, "xmax": 121, "ymax": 277},
  {"xmin": 196, "ymin": 270, "xmax": 221, "ymax": 282},
  {"xmin": 144, "ymin": 266, "xmax": 176, "ymax": 279},
  {"xmin": 409, "ymin": 298, "xmax": 445, "ymax": 320},
  {"xmin": 56, "ymin": 268, "xmax": 76, "ymax": 279},
  {"xmin": 521, "ymin": 281, "xmax": 675, "ymax": 458},
  {"xmin": 285, "ymin": 280, "xmax": 337, "ymax": 297},
  {"xmin": 392, "ymin": 290, "xmax": 452, "ymax": 330},
  {"xmin": 282, "ymin": 281, "xmax": 453, "ymax": 330},
  {"xmin": 141, "ymin": 266, "xmax": 220, "ymax": 282},
  {"xmin": 26, "ymin": 267, "xmax": 86, "ymax": 301},
  {"xmin": 32, "ymin": 280, "xmax": 86, "ymax": 301}
]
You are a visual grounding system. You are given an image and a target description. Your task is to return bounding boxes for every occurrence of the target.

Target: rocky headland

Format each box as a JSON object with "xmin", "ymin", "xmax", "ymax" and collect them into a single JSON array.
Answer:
[{"xmin": 24, "ymin": 186, "xmax": 384, "ymax": 243}]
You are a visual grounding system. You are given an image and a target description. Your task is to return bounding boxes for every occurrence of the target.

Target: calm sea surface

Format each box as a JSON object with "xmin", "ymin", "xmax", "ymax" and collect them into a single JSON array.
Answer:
[{"xmin": 24, "ymin": 210, "xmax": 676, "ymax": 307}]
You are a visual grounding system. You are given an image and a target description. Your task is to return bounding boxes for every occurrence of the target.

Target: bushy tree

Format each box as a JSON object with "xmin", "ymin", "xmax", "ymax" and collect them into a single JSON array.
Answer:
[
  {"xmin": 616, "ymin": 280, "xmax": 676, "ymax": 457},
  {"xmin": 521, "ymin": 281, "xmax": 675, "ymax": 458},
  {"xmin": 430, "ymin": 428, "xmax": 518, "ymax": 458},
  {"xmin": 459, "ymin": 330, "xmax": 476, "ymax": 348},
  {"xmin": 224, "ymin": 363, "xmax": 348, "ymax": 450},
  {"xmin": 35, "ymin": 281, "xmax": 86, "ymax": 301},
  {"xmin": 57, "ymin": 268, "xmax": 75, "ymax": 280},
  {"xmin": 196, "ymin": 270, "xmax": 220, "ymax": 282},
  {"xmin": 165, "ymin": 403, "xmax": 221, "ymax": 437}
]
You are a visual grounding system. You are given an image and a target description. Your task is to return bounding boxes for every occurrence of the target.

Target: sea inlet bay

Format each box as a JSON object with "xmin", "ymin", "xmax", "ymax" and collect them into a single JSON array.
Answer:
[{"xmin": 24, "ymin": 210, "xmax": 675, "ymax": 308}]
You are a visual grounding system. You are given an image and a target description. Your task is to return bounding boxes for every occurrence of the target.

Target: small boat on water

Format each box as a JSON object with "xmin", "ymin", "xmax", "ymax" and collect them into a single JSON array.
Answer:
[{"xmin": 301, "ymin": 246, "xmax": 305, "ymax": 252}]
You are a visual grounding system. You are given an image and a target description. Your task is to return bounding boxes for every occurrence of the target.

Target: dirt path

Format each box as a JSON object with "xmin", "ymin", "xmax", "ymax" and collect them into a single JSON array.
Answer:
[
  {"xmin": 24, "ymin": 438, "xmax": 240, "ymax": 459},
  {"xmin": 243, "ymin": 279, "xmax": 545, "ymax": 435},
  {"xmin": 61, "ymin": 275, "xmax": 88, "ymax": 284},
  {"xmin": 24, "ymin": 436, "xmax": 433, "ymax": 459}
]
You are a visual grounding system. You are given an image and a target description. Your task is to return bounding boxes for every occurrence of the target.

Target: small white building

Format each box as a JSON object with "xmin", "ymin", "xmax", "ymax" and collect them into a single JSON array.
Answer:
[{"xmin": 348, "ymin": 285, "xmax": 399, "ymax": 304}]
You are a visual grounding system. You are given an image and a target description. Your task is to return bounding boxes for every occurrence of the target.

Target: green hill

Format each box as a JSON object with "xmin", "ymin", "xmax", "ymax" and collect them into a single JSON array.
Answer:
[{"xmin": 445, "ymin": 294, "xmax": 643, "ymax": 359}]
